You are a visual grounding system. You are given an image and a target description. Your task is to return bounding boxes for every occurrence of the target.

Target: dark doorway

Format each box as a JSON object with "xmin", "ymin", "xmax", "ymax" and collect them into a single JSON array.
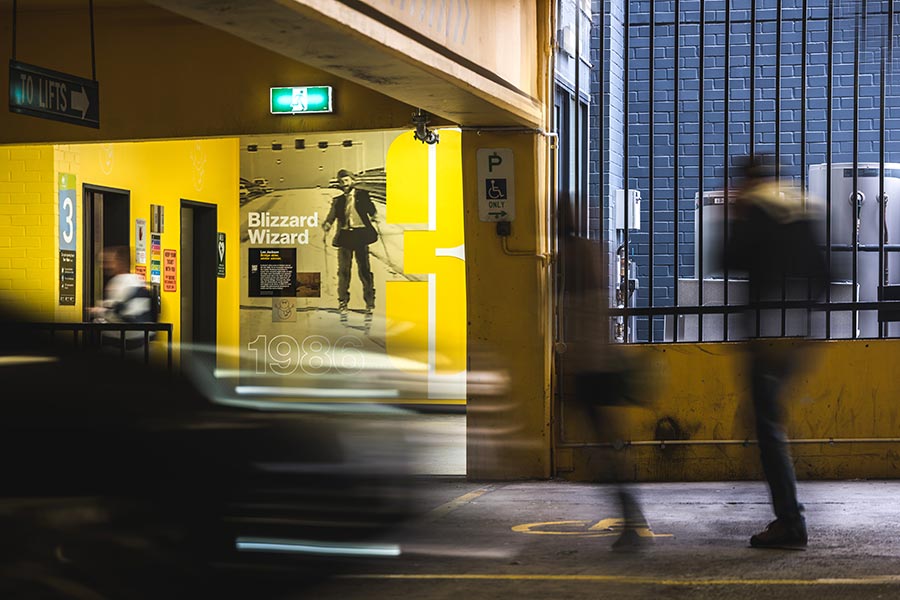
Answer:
[
  {"xmin": 83, "ymin": 185, "xmax": 130, "ymax": 321},
  {"xmin": 180, "ymin": 200, "xmax": 217, "ymax": 349}
]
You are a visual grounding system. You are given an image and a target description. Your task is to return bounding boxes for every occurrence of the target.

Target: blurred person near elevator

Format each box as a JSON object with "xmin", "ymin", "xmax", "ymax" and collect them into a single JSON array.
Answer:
[
  {"xmin": 723, "ymin": 153, "xmax": 829, "ymax": 550},
  {"xmin": 89, "ymin": 244, "xmax": 158, "ymax": 349}
]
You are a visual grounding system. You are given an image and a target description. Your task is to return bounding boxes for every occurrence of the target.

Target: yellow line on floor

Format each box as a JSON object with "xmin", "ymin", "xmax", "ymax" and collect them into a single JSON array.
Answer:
[
  {"xmin": 421, "ymin": 486, "xmax": 495, "ymax": 522},
  {"xmin": 343, "ymin": 574, "xmax": 900, "ymax": 586}
]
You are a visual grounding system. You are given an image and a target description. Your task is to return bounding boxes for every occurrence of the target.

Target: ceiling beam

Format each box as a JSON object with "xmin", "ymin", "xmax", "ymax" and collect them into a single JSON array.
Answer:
[{"xmin": 144, "ymin": 0, "xmax": 544, "ymax": 128}]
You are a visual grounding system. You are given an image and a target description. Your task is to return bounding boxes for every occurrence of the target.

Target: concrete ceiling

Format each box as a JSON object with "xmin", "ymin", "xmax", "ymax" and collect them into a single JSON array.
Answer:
[
  {"xmin": 140, "ymin": 0, "xmax": 543, "ymax": 128},
  {"xmin": 3, "ymin": 0, "xmax": 543, "ymax": 127}
]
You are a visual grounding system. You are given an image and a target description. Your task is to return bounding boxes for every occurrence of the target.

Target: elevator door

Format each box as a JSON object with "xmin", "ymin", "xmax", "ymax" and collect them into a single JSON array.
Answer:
[
  {"xmin": 180, "ymin": 200, "xmax": 217, "ymax": 349},
  {"xmin": 83, "ymin": 185, "xmax": 130, "ymax": 320}
]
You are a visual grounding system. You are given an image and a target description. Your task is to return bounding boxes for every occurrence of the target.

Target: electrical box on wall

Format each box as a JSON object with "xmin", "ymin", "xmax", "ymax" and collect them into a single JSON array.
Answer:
[
  {"xmin": 615, "ymin": 189, "xmax": 641, "ymax": 231},
  {"xmin": 558, "ymin": 26, "xmax": 576, "ymax": 57}
]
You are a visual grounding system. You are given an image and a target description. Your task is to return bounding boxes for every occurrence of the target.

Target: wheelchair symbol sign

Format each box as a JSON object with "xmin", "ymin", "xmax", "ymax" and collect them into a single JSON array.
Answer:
[
  {"xmin": 486, "ymin": 178, "xmax": 507, "ymax": 200},
  {"xmin": 477, "ymin": 148, "xmax": 516, "ymax": 222}
]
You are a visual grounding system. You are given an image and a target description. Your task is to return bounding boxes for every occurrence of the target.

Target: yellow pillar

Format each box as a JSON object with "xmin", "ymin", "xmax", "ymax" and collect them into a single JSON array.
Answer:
[{"xmin": 463, "ymin": 130, "xmax": 553, "ymax": 480}]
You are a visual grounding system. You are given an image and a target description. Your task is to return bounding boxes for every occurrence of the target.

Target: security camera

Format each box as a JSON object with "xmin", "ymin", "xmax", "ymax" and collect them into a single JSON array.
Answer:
[{"xmin": 412, "ymin": 109, "xmax": 440, "ymax": 145}]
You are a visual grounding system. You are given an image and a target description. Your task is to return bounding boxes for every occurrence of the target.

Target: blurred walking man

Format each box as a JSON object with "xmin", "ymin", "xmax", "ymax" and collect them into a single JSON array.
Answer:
[
  {"xmin": 724, "ymin": 154, "xmax": 829, "ymax": 549},
  {"xmin": 561, "ymin": 202, "xmax": 654, "ymax": 551}
]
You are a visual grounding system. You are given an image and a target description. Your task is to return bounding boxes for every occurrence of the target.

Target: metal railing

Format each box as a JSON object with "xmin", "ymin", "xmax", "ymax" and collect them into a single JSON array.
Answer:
[
  {"xmin": 609, "ymin": 0, "xmax": 900, "ymax": 344},
  {"xmin": 21, "ymin": 322, "xmax": 174, "ymax": 371}
]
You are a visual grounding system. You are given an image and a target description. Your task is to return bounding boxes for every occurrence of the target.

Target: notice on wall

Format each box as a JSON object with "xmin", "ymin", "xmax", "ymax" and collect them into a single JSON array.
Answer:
[
  {"xmin": 135, "ymin": 264, "xmax": 147, "ymax": 279},
  {"xmin": 163, "ymin": 249, "xmax": 177, "ymax": 292},
  {"xmin": 135, "ymin": 218, "xmax": 147, "ymax": 264},
  {"xmin": 151, "ymin": 204, "xmax": 164, "ymax": 233},
  {"xmin": 59, "ymin": 249, "xmax": 76, "ymax": 305},
  {"xmin": 150, "ymin": 233, "xmax": 161, "ymax": 284},
  {"xmin": 217, "ymin": 232, "xmax": 226, "ymax": 278},
  {"xmin": 249, "ymin": 248, "xmax": 297, "ymax": 297}
]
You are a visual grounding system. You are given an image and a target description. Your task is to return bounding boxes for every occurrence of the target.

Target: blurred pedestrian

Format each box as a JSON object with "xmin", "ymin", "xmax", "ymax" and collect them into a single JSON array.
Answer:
[
  {"xmin": 723, "ymin": 153, "xmax": 829, "ymax": 550},
  {"xmin": 322, "ymin": 169, "xmax": 378, "ymax": 323},
  {"xmin": 560, "ymin": 202, "xmax": 654, "ymax": 551},
  {"xmin": 90, "ymin": 245, "xmax": 157, "ymax": 349}
]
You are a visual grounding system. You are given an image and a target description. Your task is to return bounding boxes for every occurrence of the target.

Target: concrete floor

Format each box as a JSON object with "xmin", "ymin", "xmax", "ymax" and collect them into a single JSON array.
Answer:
[{"xmin": 302, "ymin": 478, "xmax": 900, "ymax": 599}]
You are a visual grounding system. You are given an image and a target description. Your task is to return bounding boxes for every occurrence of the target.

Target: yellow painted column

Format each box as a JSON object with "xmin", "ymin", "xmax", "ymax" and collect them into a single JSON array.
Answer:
[{"xmin": 463, "ymin": 131, "xmax": 552, "ymax": 480}]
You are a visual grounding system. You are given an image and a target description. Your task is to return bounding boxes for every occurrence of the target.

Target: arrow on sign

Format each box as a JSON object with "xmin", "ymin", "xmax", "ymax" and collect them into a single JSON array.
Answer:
[
  {"xmin": 488, "ymin": 211, "xmax": 508, "ymax": 218},
  {"xmin": 71, "ymin": 87, "xmax": 90, "ymax": 119}
]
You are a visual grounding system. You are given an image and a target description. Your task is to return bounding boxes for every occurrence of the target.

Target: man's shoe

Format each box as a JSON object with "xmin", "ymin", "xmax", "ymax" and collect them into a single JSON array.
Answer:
[
  {"xmin": 749, "ymin": 518, "xmax": 807, "ymax": 550},
  {"xmin": 364, "ymin": 304, "xmax": 374, "ymax": 322}
]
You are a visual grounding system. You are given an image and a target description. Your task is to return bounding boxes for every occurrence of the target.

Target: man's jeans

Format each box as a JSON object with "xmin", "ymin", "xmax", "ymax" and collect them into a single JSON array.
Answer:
[{"xmin": 749, "ymin": 345, "xmax": 804, "ymax": 523}]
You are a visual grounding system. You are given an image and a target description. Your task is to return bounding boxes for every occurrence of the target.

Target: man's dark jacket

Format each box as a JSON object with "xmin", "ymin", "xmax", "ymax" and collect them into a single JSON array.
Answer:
[
  {"xmin": 724, "ymin": 181, "xmax": 829, "ymax": 308},
  {"xmin": 324, "ymin": 188, "xmax": 378, "ymax": 248}
]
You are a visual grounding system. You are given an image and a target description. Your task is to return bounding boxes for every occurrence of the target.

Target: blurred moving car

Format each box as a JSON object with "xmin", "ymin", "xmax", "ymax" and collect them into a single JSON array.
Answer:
[{"xmin": 0, "ymin": 306, "xmax": 418, "ymax": 599}]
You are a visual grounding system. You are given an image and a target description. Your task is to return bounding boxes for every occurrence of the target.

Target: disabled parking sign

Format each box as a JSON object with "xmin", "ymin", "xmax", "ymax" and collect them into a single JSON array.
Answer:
[
  {"xmin": 486, "ymin": 178, "xmax": 507, "ymax": 200},
  {"xmin": 477, "ymin": 148, "xmax": 516, "ymax": 222}
]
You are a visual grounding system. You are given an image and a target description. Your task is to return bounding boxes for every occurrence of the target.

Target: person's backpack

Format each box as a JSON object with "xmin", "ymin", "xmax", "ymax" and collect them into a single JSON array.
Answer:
[{"xmin": 114, "ymin": 282, "xmax": 157, "ymax": 323}]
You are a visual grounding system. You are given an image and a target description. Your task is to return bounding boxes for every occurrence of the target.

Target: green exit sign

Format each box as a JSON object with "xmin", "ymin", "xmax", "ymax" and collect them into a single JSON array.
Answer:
[{"xmin": 270, "ymin": 86, "xmax": 333, "ymax": 114}]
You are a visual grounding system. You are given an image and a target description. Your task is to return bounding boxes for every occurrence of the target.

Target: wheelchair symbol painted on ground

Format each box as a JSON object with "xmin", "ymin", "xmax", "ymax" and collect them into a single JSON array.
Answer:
[{"xmin": 511, "ymin": 518, "xmax": 672, "ymax": 539}]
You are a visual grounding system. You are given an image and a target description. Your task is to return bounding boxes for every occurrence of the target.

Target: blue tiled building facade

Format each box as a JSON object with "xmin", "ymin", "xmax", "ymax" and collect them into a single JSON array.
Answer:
[{"xmin": 592, "ymin": 0, "xmax": 900, "ymax": 341}]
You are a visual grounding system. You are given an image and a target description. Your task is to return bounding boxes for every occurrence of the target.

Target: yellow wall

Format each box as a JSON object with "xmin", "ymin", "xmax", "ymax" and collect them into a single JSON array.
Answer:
[
  {"xmin": 0, "ymin": 139, "xmax": 241, "ymax": 361},
  {"xmin": 386, "ymin": 130, "xmax": 467, "ymax": 403},
  {"xmin": 560, "ymin": 339, "xmax": 900, "ymax": 482},
  {"xmin": 0, "ymin": 146, "xmax": 57, "ymax": 318},
  {"xmin": 66, "ymin": 139, "xmax": 241, "ymax": 354}
]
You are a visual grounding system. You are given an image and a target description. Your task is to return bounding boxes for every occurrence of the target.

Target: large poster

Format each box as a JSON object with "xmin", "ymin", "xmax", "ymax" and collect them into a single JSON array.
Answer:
[{"xmin": 239, "ymin": 129, "xmax": 466, "ymax": 405}]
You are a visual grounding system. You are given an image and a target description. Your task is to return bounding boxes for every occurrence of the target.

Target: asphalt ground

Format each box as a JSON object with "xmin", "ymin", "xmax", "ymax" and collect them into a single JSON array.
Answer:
[{"xmin": 301, "ymin": 477, "xmax": 900, "ymax": 600}]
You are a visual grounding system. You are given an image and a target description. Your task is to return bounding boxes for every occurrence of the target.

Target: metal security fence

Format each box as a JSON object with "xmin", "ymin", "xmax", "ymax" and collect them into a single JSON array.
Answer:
[{"xmin": 595, "ymin": 0, "xmax": 900, "ymax": 343}]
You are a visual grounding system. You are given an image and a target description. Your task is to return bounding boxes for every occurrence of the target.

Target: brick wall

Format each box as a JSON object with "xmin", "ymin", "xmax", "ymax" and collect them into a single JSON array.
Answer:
[
  {"xmin": 0, "ymin": 145, "xmax": 56, "ymax": 319},
  {"xmin": 593, "ymin": 0, "xmax": 900, "ymax": 341}
]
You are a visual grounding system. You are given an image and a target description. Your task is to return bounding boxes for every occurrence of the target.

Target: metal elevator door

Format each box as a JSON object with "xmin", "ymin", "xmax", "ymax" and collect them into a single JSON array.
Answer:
[
  {"xmin": 180, "ymin": 200, "xmax": 217, "ymax": 350},
  {"xmin": 83, "ymin": 185, "xmax": 130, "ymax": 320}
]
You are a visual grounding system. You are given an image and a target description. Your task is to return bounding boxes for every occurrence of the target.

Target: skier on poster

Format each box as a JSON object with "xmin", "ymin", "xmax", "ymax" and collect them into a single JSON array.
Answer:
[{"xmin": 322, "ymin": 169, "xmax": 378, "ymax": 323}]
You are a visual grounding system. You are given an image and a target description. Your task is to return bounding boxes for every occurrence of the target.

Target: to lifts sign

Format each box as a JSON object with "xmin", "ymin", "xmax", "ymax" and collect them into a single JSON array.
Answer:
[{"xmin": 8, "ymin": 60, "xmax": 100, "ymax": 128}]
